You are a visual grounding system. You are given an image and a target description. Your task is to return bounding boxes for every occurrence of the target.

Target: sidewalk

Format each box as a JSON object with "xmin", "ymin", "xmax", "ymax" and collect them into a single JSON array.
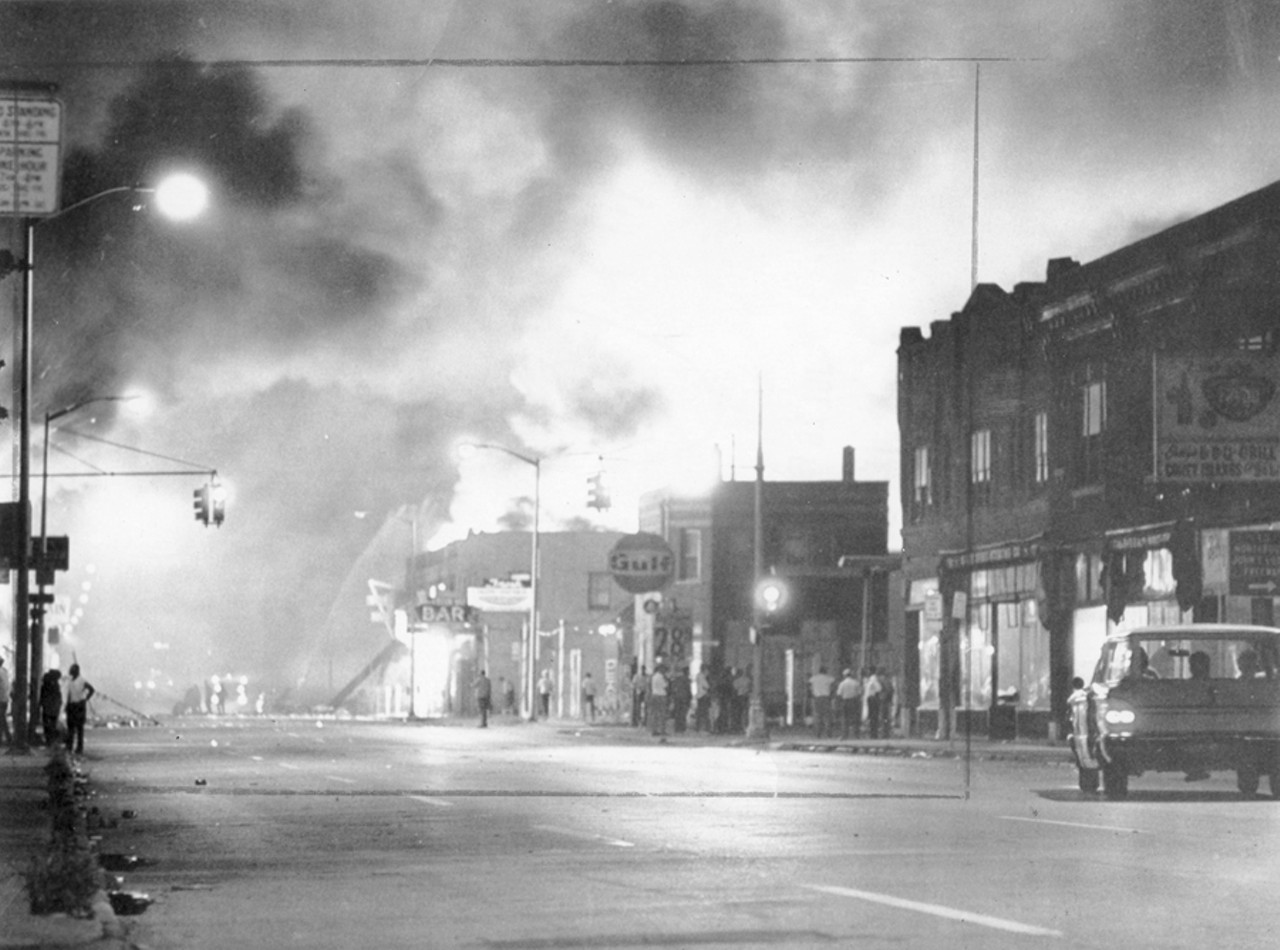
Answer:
[
  {"xmin": 555, "ymin": 717, "xmax": 1071, "ymax": 763},
  {"xmin": 0, "ymin": 746, "xmax": 126, "ymax": 950}
]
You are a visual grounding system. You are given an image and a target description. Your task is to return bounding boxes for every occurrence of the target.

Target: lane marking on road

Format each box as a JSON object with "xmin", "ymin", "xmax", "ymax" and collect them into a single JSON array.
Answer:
[
  {"xmin": 803, "ymin": 884, "xmax": 1063, "ymax": 937},
  {"xmin": 533, "ymin": 824, "xmax": 635, "ymax": 848},
  {"xmin": 325, "ymin": 775, "xmax": 356, "ymax": 784},
  {"xmin": 998, "ymin": 815, "xmax": 1142, "ymax": 834},
  {"xmin": 408, "ymin": 795, "xmax": 454, "ymax": 808},
  {"xmin": 278, "ymin": 762, "xmax": 301, "ymax": 770}
]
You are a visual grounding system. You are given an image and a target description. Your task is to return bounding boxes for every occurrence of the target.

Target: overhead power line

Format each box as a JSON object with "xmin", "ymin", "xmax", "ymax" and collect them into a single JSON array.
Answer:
[{"xmin": 2, "ymin": 54, "xmax": 1042, "ymax": 72}]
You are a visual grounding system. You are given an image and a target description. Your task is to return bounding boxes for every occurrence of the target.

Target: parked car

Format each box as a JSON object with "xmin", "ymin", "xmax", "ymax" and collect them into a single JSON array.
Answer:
[{"xmin": 1068, "ymin": 624, "xmax": 1280, "ymax": 799}]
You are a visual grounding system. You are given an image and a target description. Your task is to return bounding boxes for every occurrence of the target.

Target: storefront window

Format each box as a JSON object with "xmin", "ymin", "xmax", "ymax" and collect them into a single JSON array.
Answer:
[
  {"xmin": 997, "ymin": 602, "xmax": 1021, "ymax": 704},
  {"xmin": 963, "ymin": 603, "xmax": 992, "ymax": 708},
  {"xmin": 1021, "ymin": 609, "xmax": 1051, "ymax": 710},
  {"xmin": 918, "ymin": 630, "xmax": 940, "ymax": 709},
  {"xmin": 1144, "ymin": 548, "xmax": 1175, "ymax": 596},
  {"xmin": 994, "ymin": 599, "xmax": 1051, "ymax": 710}
]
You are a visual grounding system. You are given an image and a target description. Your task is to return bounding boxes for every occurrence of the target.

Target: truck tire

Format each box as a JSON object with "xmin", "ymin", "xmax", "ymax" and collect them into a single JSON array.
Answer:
[{"xmin": 1102, "ymin": 762, "xmax": 1129, "ymax": 800}]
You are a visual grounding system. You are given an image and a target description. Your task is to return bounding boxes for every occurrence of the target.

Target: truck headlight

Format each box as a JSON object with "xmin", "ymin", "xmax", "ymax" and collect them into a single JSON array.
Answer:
[{"xmin": 1104, "ymin": 708, "xmax": 1136, "ymax": 725}]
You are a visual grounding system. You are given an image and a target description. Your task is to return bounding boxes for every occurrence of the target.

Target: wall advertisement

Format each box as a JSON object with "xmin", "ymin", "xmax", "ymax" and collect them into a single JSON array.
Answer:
[{"xmin": 1156, "ymin": 352, "xmax": 1280, "ymax": 482}]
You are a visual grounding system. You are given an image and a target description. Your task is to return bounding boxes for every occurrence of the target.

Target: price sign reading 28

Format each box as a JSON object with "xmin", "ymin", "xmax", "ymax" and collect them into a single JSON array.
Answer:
[{"xmin": 654, "ymin": 625, "xmax": 691, "ymax": 659}]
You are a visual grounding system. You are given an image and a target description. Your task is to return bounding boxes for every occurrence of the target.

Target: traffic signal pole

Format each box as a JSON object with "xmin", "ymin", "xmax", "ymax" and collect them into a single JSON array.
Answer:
[{"xmin": 746, "ymin": 374, "xmax": 767, "ymax": 740}]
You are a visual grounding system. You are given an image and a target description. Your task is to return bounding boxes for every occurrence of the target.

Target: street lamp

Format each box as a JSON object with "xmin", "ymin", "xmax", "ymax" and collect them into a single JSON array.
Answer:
[
  {"xmin": 457, "ymin": 441, "xmax": 540, "ymax": 721},
  {"xmin": 6, "ymin": 176, "xmax": 207, "ymax": 751},
  {"xmin": 31, "ymin": 395, "xmax": 143, "ymax": 688}
]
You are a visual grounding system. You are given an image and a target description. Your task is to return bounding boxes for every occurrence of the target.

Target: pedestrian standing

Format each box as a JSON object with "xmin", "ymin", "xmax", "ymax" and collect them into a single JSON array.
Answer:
[
  {"xmin": 473, "ymin": 669, "xmax": 492, "ymax": 728},
  {"xmin": 808, "ymin": 665, "xmax": 836, "ymax": 738},
  {"xmin": 0, "ymin": 657, "xmax": 12, "ymax": 746},
  {"xmin": 648, "ymin": 664, "xmax": 670, "ymax": 738},
  {"xmin": 715, "ymin": 668, "xmax": 735, "ymax": 734},
  {"xmin": 877, "ymin": 669, "xmax": 896, "ymax": 738},
  {"xmin": 631, "ymin": 666, "xmax": 648, "ymax": 727},
  {"xmin": 64, "ymin": 664, "xmax": 95, "ymax": 754},
  {"xmin": 537, "ymin": 670, "xmax": 554, "ymax": 719},
  {"xmin": 694, "ymin": 666, "xmax": 712, "ymax": 733},
  {"xmin": 582, "ymin": 672, "xmax": 598, "ymax": 722},
  {"xmin": 502, "ymin": 676, "xmax": 517, "ymax": 715},
  {"xmin": 732, "ymin": 667, "xmax": 752, "ymax": 733},
  {"xmin": 836, "ymin": 668, "xmax": 863, "ymax": 739},
  {"xmin": 670, "ymin": 666, "xmax": 692, "ymax": 733},
  {"xmin": 863, "ymin": 667, "xmax": 883, "ymax": 739},
  {"xmin": 39, "ymin": 669, "xmax": 63, "ymax": 747}
]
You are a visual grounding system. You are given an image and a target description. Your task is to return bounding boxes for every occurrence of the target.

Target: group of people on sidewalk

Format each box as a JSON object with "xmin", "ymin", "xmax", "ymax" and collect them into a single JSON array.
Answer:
[
  {"xmin": 629, "ymin": 662, "xmax": 754, "ymax": 736},
  {"xmin": 0, "ymin": 657, "xmax": 96, "ymax": 753},
  {"xmin": 471, "ymin": 668, "xmax": 603, "ymax": 726},
  {"xmin": 807, "ymin": 665, "xmax": 896, "ymax": 740},
  {"xmin": 464, "ymin": 659, "xmax": 896, "ymax": 740}
]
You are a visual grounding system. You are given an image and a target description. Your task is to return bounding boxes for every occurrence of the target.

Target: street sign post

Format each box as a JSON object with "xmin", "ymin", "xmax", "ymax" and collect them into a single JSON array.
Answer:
[{"xmin": 1, "ymin": 89, "xmax": 62, "ymax": 216}]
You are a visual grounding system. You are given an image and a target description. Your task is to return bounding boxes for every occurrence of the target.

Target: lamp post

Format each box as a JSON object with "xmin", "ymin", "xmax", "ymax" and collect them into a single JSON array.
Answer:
[
  {"xmin": 6, "ymin": 176, "xmax": 208, "ymax": 751},
  {"xmin": 396, "ymin": 506, "xmax": 420, "ymax": 720},
  {"xmin": 457, "ymin": 442, "xmax": 540, "ymax": 721}
]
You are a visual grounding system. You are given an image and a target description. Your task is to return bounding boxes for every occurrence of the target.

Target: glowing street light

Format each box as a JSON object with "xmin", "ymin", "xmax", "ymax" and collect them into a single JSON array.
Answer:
[
  {"xmin": 153, "ymin": 173, "xmax": 209, "ymax": 221},
  {"xmin": 456, "ymin": 441, "xmax": 541, "ymax": 721},
  {"xmin": 5, "ymin": 174, "xmax": 208, "ymax": 751}
]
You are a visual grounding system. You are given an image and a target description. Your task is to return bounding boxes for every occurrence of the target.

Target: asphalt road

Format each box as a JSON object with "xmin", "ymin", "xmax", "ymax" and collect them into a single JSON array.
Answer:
[{"xmin": 80, "ymin": 718, "xmax": 1278, "ymax": 949}]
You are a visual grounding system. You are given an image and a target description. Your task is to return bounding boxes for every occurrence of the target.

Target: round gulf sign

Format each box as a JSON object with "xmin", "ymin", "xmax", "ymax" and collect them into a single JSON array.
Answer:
[{"xmin": 609, "ymin": 532, "xmax": 676, "ymax": 594}]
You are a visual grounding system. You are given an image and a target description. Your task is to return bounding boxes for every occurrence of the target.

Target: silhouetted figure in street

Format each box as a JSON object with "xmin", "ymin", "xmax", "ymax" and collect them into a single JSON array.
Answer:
[
  {"xmin": 631, "ymin": 666, "xmax": 648, "ymax": 727},
  {"xmin": 474, "ymin": 670, "xmax": 492, "ymax": 727},
  {"xmin": 837, "ymin": 668, "xmax": 862, "ymax": 740},
  {"xmin": 38, "ymin": 669, "xmax": 62, "ymax": 747},
  {"xmin": 582, "ymin": 672, "xmax": 598, "ymax": 722},
  {"xmin": 669, "ymin": 667, "xmax": 691, "ymax": 733},
  {"xmin": 64, "ymin": 664, "xmax": 95, "ymax": 754},
  {"xmin": 538, "ymin": 670, "xmax": 554, "ymax": 719},
  {"xmin": 648, "ymin": 664, "xmax": 670, "ymax": 738}
]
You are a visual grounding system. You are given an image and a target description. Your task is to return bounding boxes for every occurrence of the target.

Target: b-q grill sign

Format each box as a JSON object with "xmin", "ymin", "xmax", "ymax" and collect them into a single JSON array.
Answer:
[{"xmin": 609, "ymin": 532, "xmax": 676, "ymax": 594}]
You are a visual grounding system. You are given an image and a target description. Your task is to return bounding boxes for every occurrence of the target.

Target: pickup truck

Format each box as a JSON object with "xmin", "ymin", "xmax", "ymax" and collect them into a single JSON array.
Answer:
[{"xmin": 1068, "ymin": 624, "xmax": 1280, "ymax": 799}]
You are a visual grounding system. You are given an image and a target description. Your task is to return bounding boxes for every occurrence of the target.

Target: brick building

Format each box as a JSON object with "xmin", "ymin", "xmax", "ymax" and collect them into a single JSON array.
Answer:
[
  {"xmin": 900, "ymin": 179, "xmax": 1280, "ymax": 740},
  {"xmin": 638, "ymin": 448, "xmax": 897, "ymax": 724}
]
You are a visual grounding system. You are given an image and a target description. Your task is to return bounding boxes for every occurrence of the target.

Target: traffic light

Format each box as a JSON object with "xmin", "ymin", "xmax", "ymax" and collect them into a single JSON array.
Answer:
[
  {"xmin": 587, "ymin": 471, "xmax": 611, "ymax": 510},
  {"xmin": 755, "ymin": 575, "xmax": 790, "ymax": 614},
  {"xmin": 193, "ymin": 484, "xmax": 210, "ymax": 525},
  {"xmin": 210, "ymin": 481, "xmax": 227, "ymax": 527}
]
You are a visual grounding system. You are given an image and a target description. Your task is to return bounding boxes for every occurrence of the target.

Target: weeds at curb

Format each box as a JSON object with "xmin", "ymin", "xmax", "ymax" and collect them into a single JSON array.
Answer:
[{"xmin": 22, "ymin": 746, "xmax": 105, "ymax": 916}]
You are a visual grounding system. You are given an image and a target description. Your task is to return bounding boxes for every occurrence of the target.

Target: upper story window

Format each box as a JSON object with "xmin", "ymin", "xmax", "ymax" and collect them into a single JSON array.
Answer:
[
  {"xmin": 587, "ymin": 572, "xmax": 612, "ymax": 610},
  {"xmin": 1079, "ymin": 376, "xmax": 1107, "ymax": 484},
  {"xmin": 1034, "ymin": 411, "xmax": 1049, "ymax": 484},
  {"xmin": 970, "ymin": 428, "xmax": 992, "ymax": 492},
  {"xmin": 913, "ymin": 445, "xmax": 932, "ymax": 506},
  {"xmin": 678, "ymin": 528, "xmax": 702, "ymax": 582},
  {"xmin": 1082, "ymin": 380, "xmax": 1107, "ymax": 437}
]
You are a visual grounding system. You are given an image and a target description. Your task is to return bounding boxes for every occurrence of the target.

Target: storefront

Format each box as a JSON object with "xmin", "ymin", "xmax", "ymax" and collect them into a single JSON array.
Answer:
[{"xmin": 923, "ymin": 539, "xmax": 1052, "ymax": 739}]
